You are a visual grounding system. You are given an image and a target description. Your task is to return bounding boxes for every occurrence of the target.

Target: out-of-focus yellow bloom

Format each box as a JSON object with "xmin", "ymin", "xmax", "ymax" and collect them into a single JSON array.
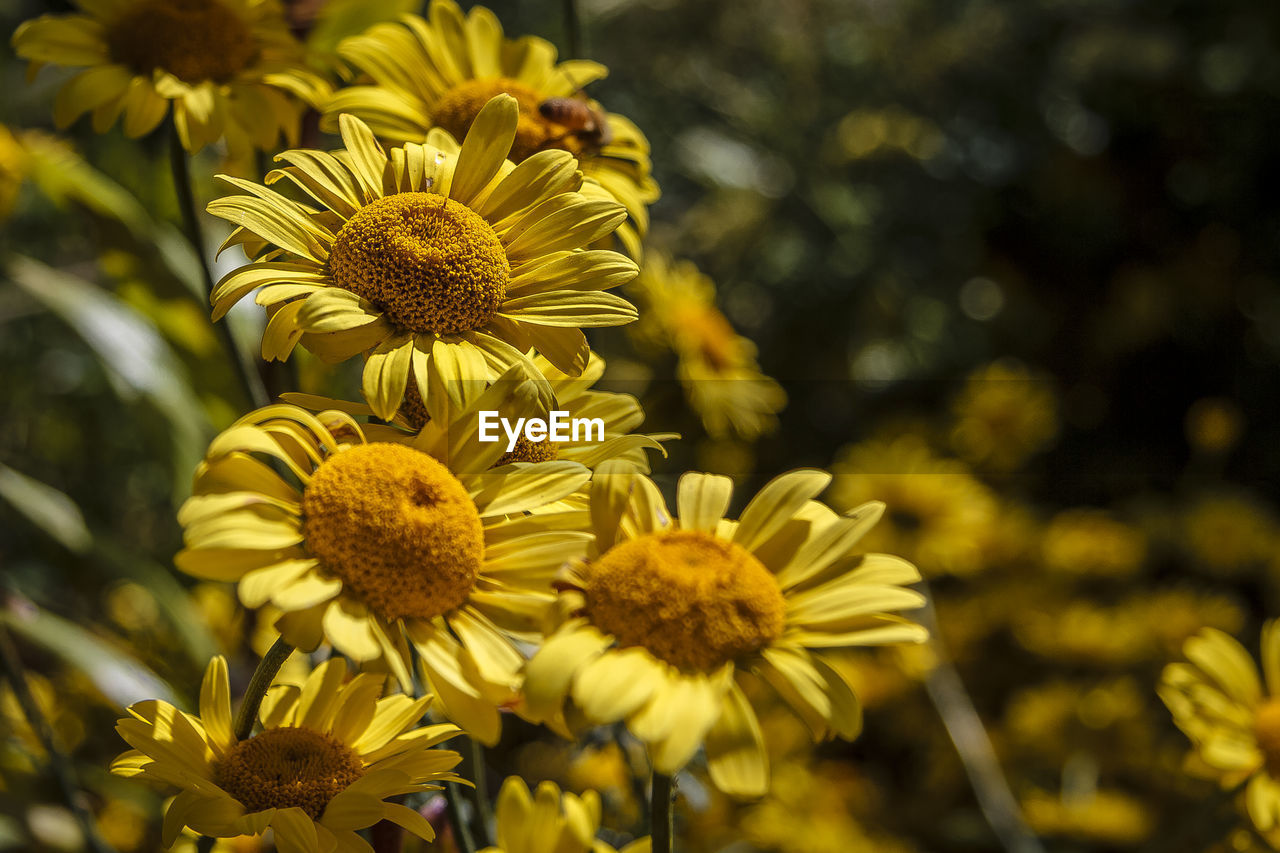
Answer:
[
  {"xmin": 566, "ymin": 742, "xmax": 640, "ymax": 826},
  {"xmin": 95, "ymin": 797, "xmax": 149, "ymax": 852},
  {"xmin": 1182, "ymin": 493, "xmax": 1278, "ymax": 576},
  {"xmin": 324, "ymin": 0, "xmax": 658, "ymax": 258},
  {"xmin": 191, "ymin": 582, "xmax": 247, "ymax": 657},
  {"xmin": 1160, "ymin": 623, "xmax": 1280, "ymax": 837},
  {"xmin": 1014, "ymin": 589, "xmax": 1245, "ymax": 666},
  {"xmin": 950, "ymin": 360, "xmax": 1058, "ymax": 472},
  {"xmin": 1022, "ymin": 787, "xmax": 1152, "ymax": 844},
  {"xmin": 1, "ymin": 671, "xmax": 88, "ymax": 768},
  {"xmin": 828, "ymin": 435, "xmax": 999, "ymax": 576},
  {"xmin": 1186, "ymin": 397, "xmax": 1244, "ymax": 454},
  {"xmin": 1042, "ymin": 509, "xmax": 1147, "ymax": 577},
  {"xmin": 482, "ymin": 777, "xmax": 650, "ymax": 853},
  {"xmin": 0, "ymin": 124, "xmax": 27, "ymax": 220},
  {"xmin": 11, "ymin": 0, "xmax": 328, "ymax": 157},
  {"xmin": 835, "ymin": 107, "xmax": 945, "ymax": 162},
  {"xmin": 627, "ymin": 252, "xmax": 786, "ymax": 440},
  {"xmin": 524, "ymin": 465, "xmax": 926, "ymax": 798},
  {"xmin": 741, "ymin": 762, "xmax": 918, "ymax": 853},
  {"xmin": 112, "ymin": 656, "xmax": 462, "ymax": 849}
]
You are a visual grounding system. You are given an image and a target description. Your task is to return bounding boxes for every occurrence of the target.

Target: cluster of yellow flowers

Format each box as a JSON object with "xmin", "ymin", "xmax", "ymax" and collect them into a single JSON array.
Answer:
[{"xmin": 10, "ymin": 1, "xmax": 926, "ymax": 850}]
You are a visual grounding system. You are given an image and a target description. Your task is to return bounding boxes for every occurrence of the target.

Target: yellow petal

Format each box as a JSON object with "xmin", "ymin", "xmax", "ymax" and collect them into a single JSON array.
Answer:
[
  {"xmin": 704, "ymin": 680, "xmax": 769, "ymax": 798},
  {"xmin": 450, "ymin": 94, "xmax": 518, "ymax": 205},
  {"xmin": 676, "ymin": 472, "xmax": 733, "ymax": 533}
]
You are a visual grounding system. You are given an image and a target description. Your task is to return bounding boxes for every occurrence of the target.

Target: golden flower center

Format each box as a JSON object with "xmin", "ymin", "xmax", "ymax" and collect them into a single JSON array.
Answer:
[
  {"xmin": 432, "ymin": 77, "xmax": 571, "ymax": 162},
  {"xmin": 1255, "ymin": 700, "xmax": 1280, "ymax": 775},
  {"xmin": 496, "ymin": 435, "xmax": 559, "ymax": 467},
  {"xmin": 302, "ymin": 443, "xmax": 484, "ymax": 621},
  {"xmin": 329, "ymin": 193, "xmax": 509, "ymax": 336},
  {"xmin": 213, "ymin": 727, "xmax": 363, "ymax": 820},
  {"xmin": 105, "ymin": 0, "xmax": 257, "ymax": 84},
  {"xmin": 582, "ymin": 530, "xmax": 786, "ymax": 672}
]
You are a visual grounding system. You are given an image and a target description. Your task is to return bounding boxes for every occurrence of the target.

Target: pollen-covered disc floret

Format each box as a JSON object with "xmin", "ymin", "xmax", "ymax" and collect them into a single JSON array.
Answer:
[
  {"xmin": 496, "ymin": 435, "xmax": 559, "ymax": 466},
  {"xmin": 302, "ymin": 442, "xmax": 484, "ymax": 621},
  {"xmin": 105, "ymin": 0, "xmax": 256, "ymax": 83},
  {"xmin": 433, "ymin": 78, "xmax": 561, "ymax": 161},
  {"xmin": 583, "ymin": 530, "xmax": 787, "ymax": 672},
  {"xmin": 214, "ymin": 727, "xmax": 363, "ymax": 820},
  {"xmin": 329, "ymin": 193, "xmax": 509, "ymax": 336}
]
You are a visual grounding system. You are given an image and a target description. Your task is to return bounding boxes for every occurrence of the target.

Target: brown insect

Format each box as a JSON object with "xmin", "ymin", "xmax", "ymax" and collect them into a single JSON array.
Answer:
[{"xmin": 538, "ymin": 94, "xmax": 613, "ymax": 150}]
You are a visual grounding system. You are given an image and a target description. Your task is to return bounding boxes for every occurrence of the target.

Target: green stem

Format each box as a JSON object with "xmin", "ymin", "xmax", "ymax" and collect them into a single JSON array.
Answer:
[
  {"xmin": 167, "ymin": 121, "xmax": 269, "ymax": 410},
  {"xmin": 445, "ymin": 783, "xmax": 477, "ymax": 853},
  {"xmin": 0, "ymin": 622, "xmax": 118, "ymax": 853},
  {"xmin": 233, "ymin": 637, "xmax": 295, "ymax": 741},
  {"xmin": 650, "ymin": 771, "xmax": 674, "ymax": 853}
]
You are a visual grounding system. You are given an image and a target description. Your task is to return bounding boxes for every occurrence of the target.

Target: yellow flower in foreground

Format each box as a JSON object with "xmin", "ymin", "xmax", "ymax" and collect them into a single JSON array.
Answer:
[
  {"xmin": 1160, "ymin": 623, "xmax": 1280, "ymax": 835},
  {"xmin": 175, "ymin": 392, "xmax": 592, "ymax": 744},
  {"xmin": 483, "ymin": 777, "xmax": 650, "ymax": 853},
  {"xmin": 627, "ymin": 252, "xmax": 786, "ymax": 440},
  {"xmin": 325, "ymin": 0, "xmax": 658, "ymax": 257},
  {"xmin": 208, "ymin": 97, "xmax": 638, "ymax": 419},
  {"xmin": 111, "ymin": 656, "xmax": 461, "ymax": 851},
  {"xmin": 828, "ymin": 435, "xmax": 999, "ymax": 576},
  {"xmin": 523, "ymin": 464, "xmax": 927, "ymax": 797},
  {"xmin": 11, "ymin": 0, "xmax": 327, "ymax": 155}
]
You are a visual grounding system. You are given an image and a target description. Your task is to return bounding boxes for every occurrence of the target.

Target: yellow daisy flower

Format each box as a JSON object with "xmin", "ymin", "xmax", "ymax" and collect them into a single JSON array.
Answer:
[
  {"xmin": 174, "ymin": 391, "xmax": 592, "ymax": 744},
  {"xmin": 207, "ymin": 97, "xmax": 639, "ymax": 420},
  {"xmin": 1160, "ymin": 623, "xmax": 1280, "ymax": 836},
  {"xmin": 523, "ymin": 463, "xmax": 927, "ymax": 797},
  {"xmin": 483, "ymin": 777, "xmax": 650, "ymax": 853},
  {"xmin": 627, "ymin": 252, "xmax": 786, "ymax": 440},
  {"xmin": 111, "ymin": 656, "xmax": 462, "ymax": 851},
  {"xmin": 11, "ymin": 0, "xmax": 328, "ymax": 156},
  {"xmin": 827, "ymin": 435, "xmax": 999, "ymax": 576},
  {"xmin": 323, "ymin": 0, "xmax": 658, "ymax": 258}
]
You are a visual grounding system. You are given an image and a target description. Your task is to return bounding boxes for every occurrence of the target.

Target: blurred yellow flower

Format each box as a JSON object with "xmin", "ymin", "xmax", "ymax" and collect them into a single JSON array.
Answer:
[
  {"xmin": 1186, "ymin": 397, "xmax": 1244, "ymax": 454},
  {"xmin": 11, "ymin": 0, "xmax": 328, "ymax": 156},
  {"xmin": 741, "ymin": 762, "xmax": 917, "ymax": 853},
  {"xmin": 627, "ymin": 252, "xmax": 786, "ymax": 440},
  {"xmin": 1015, "ymin": 589, "xmax": 1245, "ymax": 666},
  {"xmin": 1182, "ymin": 493, "xmax": 1278, "ymax": 576},
  {"xmin": 1161, "ymin": 623, "xmax": 1280, "ymax": 836},
  {"xmin": 0, "ymin": 124, "xmax": 27, "ymax": 220},
  {"xmin": 524, "ymin": 464, "xmax": 926, "ymax": 797},
  {"xmin": 828, "ymin": 435, "xmax": 999, "ymax": 576},
  {"xmin": 207, "ymin": 100, "xmax": 638, "ymax": 420},
  {"xmin": 482, "ymin": 777, "xmax": 650, "ymax": 853},
  {"xmin": 950, "ymin": 360, "xmax": 1058, "ymax": 472},
  {"xmin": 174, "ymin": 399, "xmax": 590, "ymax": 744},
  {"xmin": 112, "ymin": 656, "xmax": 461, "ymax": 850},
  {"xmin": 1042, "ymin": 508, "xmax": 1147, "ymax": 577},
  {"xmin": 1021, "ymin": 787, "xmax": 1152, "ymax": 844},
  {"xmin": 324, "ymin": 0, "xmax": 659, "ymax": 257}
]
